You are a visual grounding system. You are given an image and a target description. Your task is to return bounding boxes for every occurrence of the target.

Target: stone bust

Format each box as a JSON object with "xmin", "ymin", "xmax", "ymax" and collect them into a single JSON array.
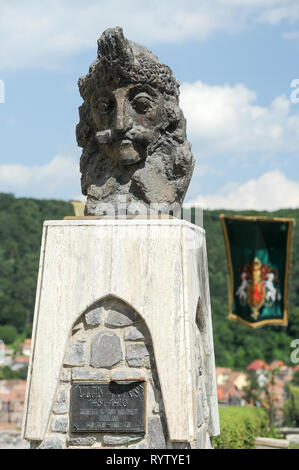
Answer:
[{"xmin": 76, "ymin": 27, "xmax": 195, "ymax": 216}]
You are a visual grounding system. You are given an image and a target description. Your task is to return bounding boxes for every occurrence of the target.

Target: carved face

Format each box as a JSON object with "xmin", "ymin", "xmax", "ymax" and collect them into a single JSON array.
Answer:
[{"xmin": 90, "ymin": 84, "xmax": 164, "ymax": 165}]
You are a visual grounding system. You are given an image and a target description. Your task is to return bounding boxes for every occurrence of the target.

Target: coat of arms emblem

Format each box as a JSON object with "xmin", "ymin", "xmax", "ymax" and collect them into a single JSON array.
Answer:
[{"xmin": 235, "ymin": 257, "xmax": 282, "ymax": 320}]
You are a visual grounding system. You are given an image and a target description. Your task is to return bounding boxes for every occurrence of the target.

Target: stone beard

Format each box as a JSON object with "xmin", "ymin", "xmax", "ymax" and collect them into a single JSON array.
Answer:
[{"xmin": 76, "ymin": 27, "xmax": 195, "ymax": 216}]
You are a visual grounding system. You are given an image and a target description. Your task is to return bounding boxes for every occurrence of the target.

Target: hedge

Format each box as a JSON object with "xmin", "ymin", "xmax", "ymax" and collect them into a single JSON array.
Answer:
[
  {"xmin": 0, "ymin": 324, "xmax": 18, "ymax": 344},
  {"xmin": 213, "ymin": 406, "xmax": 269, "ymax": 449}
]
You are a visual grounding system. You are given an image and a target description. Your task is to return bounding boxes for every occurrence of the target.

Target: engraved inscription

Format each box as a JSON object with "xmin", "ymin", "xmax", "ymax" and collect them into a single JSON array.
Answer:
[{"xmin": 71, "ymin": 382, "xmax": 145, "ymax": 433}]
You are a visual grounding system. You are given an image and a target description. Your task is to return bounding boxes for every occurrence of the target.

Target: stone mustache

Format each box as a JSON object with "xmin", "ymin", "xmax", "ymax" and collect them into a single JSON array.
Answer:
[{"xmin": 76, "ymin": 27, "xmax": 195, "ymax": 216}]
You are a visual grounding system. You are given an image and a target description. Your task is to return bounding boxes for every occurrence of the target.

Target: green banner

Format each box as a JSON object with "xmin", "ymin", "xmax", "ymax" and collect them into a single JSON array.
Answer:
[{"xmin": 220, "ymin": 215, "xmax": 294, "ymax": 328}]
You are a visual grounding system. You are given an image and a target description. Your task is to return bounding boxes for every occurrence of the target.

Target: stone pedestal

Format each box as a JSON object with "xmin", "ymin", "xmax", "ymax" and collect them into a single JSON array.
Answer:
[{"xmin": 22, "ymin": 218, "xmax": 219, "ymax": 449}]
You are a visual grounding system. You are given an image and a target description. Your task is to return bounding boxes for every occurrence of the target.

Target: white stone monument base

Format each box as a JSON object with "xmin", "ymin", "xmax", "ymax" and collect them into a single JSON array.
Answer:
[{"xmin": 22, "ymin": 218, "xmax": 219, "ymax": 449}]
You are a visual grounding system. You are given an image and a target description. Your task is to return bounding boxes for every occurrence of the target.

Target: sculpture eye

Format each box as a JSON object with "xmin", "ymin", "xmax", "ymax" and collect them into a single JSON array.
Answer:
[
  {"xmin": 99, "ymin": 97, "xmax": 114, "ymax": 114},
  {"xmin": 132, "ymin": 93, "xmax": 152, "ymax": 114}
]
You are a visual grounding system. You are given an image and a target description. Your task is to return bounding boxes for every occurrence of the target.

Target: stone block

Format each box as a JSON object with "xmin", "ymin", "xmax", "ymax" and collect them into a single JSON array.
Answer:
[
  {"xmin": 60, "ymin": 368, "xmax": 71, "ymax": 382},
  {"xmin": 124, "ymin": 326, "xmax": 144, "ymax": 341},
  {"xmin": 39, "ymin": 437, "xmax": 65, "ymax": 449},
  {"xmin": 148, "ymin": 417, "xmax": 167, "ymax": 449},
  {"xmin": 255, "ymin": 437, "xmax": 289, "ymax": 449},
  {"xmin": 105, "ymin": 310, "xmax": 133, "ymax": 327},
  {"xmin": 72, "ymin": 367, "xmax": 109, "ymax": 381},
  {"xmin": 64, "ymin": 338, "xmax": 88, "ymax": 366},
  {"xmin": 51, "ymin": 416, "xmax": 69, "ymax": 433},
  {"xmin": 110, "ymin": 368, "xmax": 144, "ymax": 381},
  {"xmin": 126, "ymin": 343, "xmax": 149, "ymax": 367},
  {"xmin": 68, "ymin": 436, "xmax": 96, "ymax": 446},
  {"xmin": 53, "ymin": 385, "xmax": 69, "ymax": 414},
  {"xmin": 103, "ymin": 434, "xmax": 143, "ymax": 446},
  {"xmin": 85, "ymin": 307, "xmax": 104, "ymax": 326},
  {"xmin": 132, "ymin": 441, "xmax": 148, "ymax": 449},
  {"xmin": 91, "ymin": 331, "xmax": 123, "ymax": 368},
  {"xmin": 286, "ymin": 434, "xmax": 299, "ymax": 444},
  {"xmin": 279, "ymin": 427, "xmax": 299, "ymax": 435}
]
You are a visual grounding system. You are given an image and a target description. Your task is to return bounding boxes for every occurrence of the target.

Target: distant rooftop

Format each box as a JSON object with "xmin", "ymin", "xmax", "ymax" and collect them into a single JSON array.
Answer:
[{"xmin": 247, "ymin": 360, "xmax": 271, "ymax": 371}]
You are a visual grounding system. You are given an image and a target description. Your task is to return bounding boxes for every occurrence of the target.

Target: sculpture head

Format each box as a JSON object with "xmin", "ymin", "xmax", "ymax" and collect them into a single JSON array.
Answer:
[{"xmin": 77, "ymin": 27, "xmax": 195, "ymax": 216}]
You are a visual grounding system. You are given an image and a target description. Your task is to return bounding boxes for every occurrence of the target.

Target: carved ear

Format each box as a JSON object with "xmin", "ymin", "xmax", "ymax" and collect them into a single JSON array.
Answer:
[
  {"xmin": 97, "ymin": 27, "xmax": 134, "ymax": 66},
  {"xmin": 76, "ymin": 103, "xmax": 94, "ymax": 147}
]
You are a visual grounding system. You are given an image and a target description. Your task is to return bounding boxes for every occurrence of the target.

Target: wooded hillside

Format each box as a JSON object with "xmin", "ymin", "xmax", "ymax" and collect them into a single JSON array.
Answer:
[{"xmin": 0, "ymin": 193, "xmax": 298, "ymax": 368}]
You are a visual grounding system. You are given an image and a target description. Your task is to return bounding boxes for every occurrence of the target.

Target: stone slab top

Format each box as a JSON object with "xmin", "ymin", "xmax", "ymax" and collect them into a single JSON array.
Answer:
[{"xmin": 43, "ymin": 217, "xmax": 205, "ymax": 234}]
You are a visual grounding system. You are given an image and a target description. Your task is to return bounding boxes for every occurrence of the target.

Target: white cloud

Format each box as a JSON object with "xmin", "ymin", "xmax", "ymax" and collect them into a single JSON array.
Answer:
[
  {"xmin": 282, "ymin": 30, "xmax": 299, "ymax": 40},
  {"xmin": 0, "ymin": 154, "xmax": 81, "ymax": 200},
  {"xmin": 256, "ymin": 1, "xmax": 299, "ymax": 25},
  {"xmin": 0, "ymin": 0, "xmax": 299, "ymax": 69},
  {"xmin": 180, "ymin": 81, "xmax": 299, "ymax": 160},
  {"xmin": 188, "ymin": 170, "xmax": 299, "ymax": 210}
]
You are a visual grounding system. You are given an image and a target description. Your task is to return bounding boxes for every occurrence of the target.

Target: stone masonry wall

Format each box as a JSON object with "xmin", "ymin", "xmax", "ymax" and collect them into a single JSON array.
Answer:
[
  {"xmin": 30, "ymin": 296, "xmax": 212, "ymax": 449},
  {"xmin": 32, "ymin": 297, "xmax": 171, "ymax": 449}
]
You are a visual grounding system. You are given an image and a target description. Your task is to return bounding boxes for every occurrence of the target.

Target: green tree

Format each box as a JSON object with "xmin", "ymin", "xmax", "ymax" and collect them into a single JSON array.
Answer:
[
  {"xmin": 261, "ymin": 368, "xmax": 280, "ymax": 430},
  {"xmin": 243, "ymin": 370, "xmax": 260, "ymax": 406},
  {"xmin": 243, "ymin": 368, "xmax": 280, "ymax": 430},
  {"xmin": 283, "ymin": 385, "xmax": 299, "ymax": 426},
  {"xmin": 0, "ymin": 325, "xmax": 18, "ymax": 344},
  {"xmin": 0, "ymin": 365, "xmax": 28, "ymax": 380},
  {"xmin": 0, "ymin": 193, "xmax": 73, "ymax": 337},
  {"xmin": 291, "ymin": 370, "xmax": 299, "ymax": 387}
]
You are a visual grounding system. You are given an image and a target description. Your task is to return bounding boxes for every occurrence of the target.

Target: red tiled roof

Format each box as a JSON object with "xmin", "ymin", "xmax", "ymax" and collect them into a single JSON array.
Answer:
[
  {"xmin": 247, "ymin": 360, "xmax": 270, "ymax": 371},
  {"xmin": 0, "ymin": 423, "xmax": 20, "ymax": 431},
  {"xmin": 217, "ymin": 382, "xmax": 244, "ymax": 403},
  {"xmin": 0, "ymin": 380, "xmax": 26, "ymax": 401},
  {"xmin": 270, "ymin": 360, "xmax": 286, "ymax": 369},
  {"xmin": 0, "ymin": 380, "xmax": 26, "ymax": 389},
  {"xmin": 216, "ymin": 367, "xmax": 232, "ymax": 375},
  {"xmin": 13, "ymin": 356, "xmax": 29, "ymax": 364},
  {"xmin": 22, "ymin": 339, "xmax": 31, "ymax": 350},
  {"xmin": 216, "ymin": 369, "xmax": 247, "ymax": 403}
]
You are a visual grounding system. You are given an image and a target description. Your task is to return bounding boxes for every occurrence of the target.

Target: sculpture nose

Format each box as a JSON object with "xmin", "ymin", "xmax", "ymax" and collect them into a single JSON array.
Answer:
[{"xmin": 114, "ymin": 95, "xmax": 132, "ymax": 132}]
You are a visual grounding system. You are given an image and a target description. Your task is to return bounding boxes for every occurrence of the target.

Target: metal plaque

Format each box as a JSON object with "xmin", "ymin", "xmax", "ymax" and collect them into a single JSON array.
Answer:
[{"xmin": 70, "ymin": 381, "xmax": 145, "ymax": 433}]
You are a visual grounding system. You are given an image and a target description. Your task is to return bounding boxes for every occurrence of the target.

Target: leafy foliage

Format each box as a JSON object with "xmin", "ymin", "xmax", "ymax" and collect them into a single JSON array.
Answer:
[
  {"xmin": 242, "ymin": 370, "xmax": 260, "ymax": 405},
  {"xmin": 283, "ymin": 384, "xmax": 299, "ymax": 426},
  {"xmin": 0, "ymin": 365, "xmax": 28, "ymax": 380},
  {"xmin": 291, "ymin": 370, "xmax": 299, "ymax": 387},
  {"xmin": 0, "ymin": 325, "xmax": 18, "ymax": 344},
  {"xmin": 0, "ymin": 194, "xmax": 298, "ymax": 368},
  {"xmin": 243, "ymin": 367, "xmax": 283, "ymax": 428},
  {"xmin": 0, "ymin": 193, "xmax": 72, "ymax": 337},
  {"xmin": 213, "ymin": 406, "xmax": 269, "ymax": 449}
]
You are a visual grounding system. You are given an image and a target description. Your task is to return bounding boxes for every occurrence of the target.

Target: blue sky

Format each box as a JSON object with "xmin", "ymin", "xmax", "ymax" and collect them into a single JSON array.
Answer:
[{"xmin": 1, "ymin": 0, "xmax": 299, "ymax": 209}]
